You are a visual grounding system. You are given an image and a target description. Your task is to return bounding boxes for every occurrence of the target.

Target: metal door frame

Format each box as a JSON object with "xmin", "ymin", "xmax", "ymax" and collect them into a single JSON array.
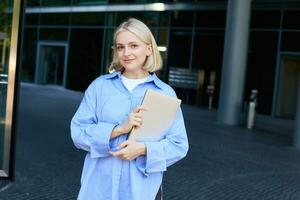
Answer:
[
  {"xmin": 35, "ymin": 41, "xmax": 68, "ymax": 87},
  {"xmin": 0, "ymin": 0, "xmax": 23, "ymax": 178}
]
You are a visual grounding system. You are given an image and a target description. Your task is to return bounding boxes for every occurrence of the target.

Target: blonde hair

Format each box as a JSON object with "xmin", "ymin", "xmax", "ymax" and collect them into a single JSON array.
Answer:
[{"xmin": 108, "ymin": 18, "xmax": 162, "ymax": 73}]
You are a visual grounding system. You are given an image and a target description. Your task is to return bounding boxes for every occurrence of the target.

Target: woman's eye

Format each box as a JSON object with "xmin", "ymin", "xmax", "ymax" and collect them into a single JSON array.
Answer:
[
  {"xmin": 131, "ymin": 44, "xmax": 138, "ymax": 49},
  {"xmin": 116, "ymin": 46, "xmax": 124, "ymax": 50}
]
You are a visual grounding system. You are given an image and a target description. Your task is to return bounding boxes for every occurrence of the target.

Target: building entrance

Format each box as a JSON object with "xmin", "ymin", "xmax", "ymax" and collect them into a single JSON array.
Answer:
[
  {"xmin": 276, "ymin": 56, "xmax": 300, "ymax": 118},
  {"xmin": 35, "ymin": 42, "xmax": 68, "ymax": 87}
]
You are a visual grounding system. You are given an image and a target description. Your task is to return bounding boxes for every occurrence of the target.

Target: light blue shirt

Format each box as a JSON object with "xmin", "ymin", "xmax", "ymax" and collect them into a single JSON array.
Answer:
[{"xmin": 71, "ymin": 71, "xmax": 189, "ymax": 200}]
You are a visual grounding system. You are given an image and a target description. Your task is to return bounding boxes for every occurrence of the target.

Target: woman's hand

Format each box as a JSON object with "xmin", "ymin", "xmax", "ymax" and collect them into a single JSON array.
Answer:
[
  {"xmin": 110, "ymin": 140, "xmax": 146, "ymax": 161},
  {"xmin": 110, "ymin": 106, "xmax": 147, "ymax": 139}
]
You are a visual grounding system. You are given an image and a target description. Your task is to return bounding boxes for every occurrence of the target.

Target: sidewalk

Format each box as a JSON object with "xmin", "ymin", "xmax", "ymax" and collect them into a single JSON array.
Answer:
[{"xmin": 1, "ymin": 83, "xmax": 300, "ymax": 199}]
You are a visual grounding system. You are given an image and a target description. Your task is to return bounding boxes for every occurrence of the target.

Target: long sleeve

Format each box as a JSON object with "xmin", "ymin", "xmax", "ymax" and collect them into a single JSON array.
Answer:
[
  {"xmin": 135, "ymin": 108, "xmax": 189, "ymax": 176},
  {"xmin": 70, "ymin": 81, "xmax": 117, "ymax": 158}
]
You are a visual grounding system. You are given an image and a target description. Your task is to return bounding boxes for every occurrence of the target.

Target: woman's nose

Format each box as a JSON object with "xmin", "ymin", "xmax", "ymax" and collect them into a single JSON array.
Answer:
[{"xmin": 123, "ymin": 47, "xmax": 131, "ymax": 56}]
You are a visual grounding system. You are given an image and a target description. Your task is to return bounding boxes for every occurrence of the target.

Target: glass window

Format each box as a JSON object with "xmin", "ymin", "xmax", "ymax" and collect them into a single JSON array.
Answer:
[
  {"xmin": 281, "ymin": 32, "xmax": 300, "ymax": 52},
  {"xmin": 282, "ymin": 11, "xmax": 300, "ymax": 29},
  {"xmin": 101, "ymin": 28, "xmax": 114, "ymax": 75},
  {"xmin": 144, "ymin": 0, "xmax": 163, "ymax": 2},
  {"xmin": 170, "ymin": 11, "xmax": 194, "ymax": 28},
  {"xmin": 166, "ymin": 0, "xmax": 225, "ymax": 1},
  {"xmin": 25, "ymin": 14, "xmax": 39, "ymax": 26},
  {"xmin": 168, "ymin": 29, "xmax": 192, "ymax": 68},
  {"xmin": 26, "ymin": 0, "xmax": 40, "ymax": 6},
  {"xmin": 158, "ymin": 12, "xmax": 169, "ymax": 28},
  {"xmin": 195, "ymin": 11, "xmax": 226, "ymax": 28},
  {"xmin": 40, "ymin": 28, "xmax": 68, "ymax": 41},
  {"xmin": 109, "ymin": 0, "xmax": 145, "ymax": 3},
  {"xmin": 71, "ymin": 12, "xmax": 105, "ymax": 26},
  {"xmin": 40, "ymin": 13, "xmax": 70, "ymax": 26},
  {"xmin": 73, "ymin": 0, "xmax": 108, "ymax": 5},
  {"xmin": 21, "ymin": 28, "xmax": 38, "ymax": 82},
  {"xmin": 67, "ymin": 29, "xmax": 103, "ymax": 90},
  {"xmin": 250, "ymin": 10, "xmax": 281, "ymax": 29},
  {"xmin": 192, "ymin": 30, "xmax": 224, "ymax": 69},
  {"xmin": 115, "ymin": 12, "xmax": 159, "ymax": 28},
  {"xmin": 41, "ymin": 0, "xmax": 71, "ymax": 6},
  {"xmin": 245, "ymin": 31, "xmax": 279, "ymax": 114}
]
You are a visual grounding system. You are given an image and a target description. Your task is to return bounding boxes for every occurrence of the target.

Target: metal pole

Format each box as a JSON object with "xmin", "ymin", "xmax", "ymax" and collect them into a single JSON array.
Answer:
[
  {"xmin": 293, "ymin": 70, "xmax": 300, "ymax": 149},
  {"xmin": 217, "ymin": 0, "xmax": 251, "ymax": 125},
  {"xmin": 2, "ymin": 38, "xmax": 7, "ymax": 66}
]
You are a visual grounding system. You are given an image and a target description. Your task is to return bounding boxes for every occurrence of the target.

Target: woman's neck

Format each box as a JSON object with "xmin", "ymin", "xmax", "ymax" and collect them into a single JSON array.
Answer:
[{"xmin": 122, "ymin": 70, "xmax": 149, "ymax": 79}]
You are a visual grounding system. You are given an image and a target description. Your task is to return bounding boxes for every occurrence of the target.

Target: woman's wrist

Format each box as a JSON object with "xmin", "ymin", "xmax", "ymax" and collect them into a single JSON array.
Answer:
[
  {"xmin": 139, "ymin": 143, "xmax": 147, "ymax": 156},
  {"xmin": 111, "ymin": 124, "xmax": 125, "ymax": 138}
]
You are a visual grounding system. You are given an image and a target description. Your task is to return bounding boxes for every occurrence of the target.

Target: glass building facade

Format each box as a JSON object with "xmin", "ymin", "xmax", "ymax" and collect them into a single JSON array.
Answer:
[{"xmin": 22, "ymin": 0, "xmax": 300, "ymax": 118}]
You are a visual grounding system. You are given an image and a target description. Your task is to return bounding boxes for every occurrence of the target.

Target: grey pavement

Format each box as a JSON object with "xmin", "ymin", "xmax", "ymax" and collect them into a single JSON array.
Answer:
[{"xmin": 1, "ymin": 83, "xmax": 300, "ymax": 199}]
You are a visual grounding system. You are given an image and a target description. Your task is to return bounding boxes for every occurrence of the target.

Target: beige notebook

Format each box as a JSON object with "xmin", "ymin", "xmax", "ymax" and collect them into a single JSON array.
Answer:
[{"xmin": 128, "ymin": 89, "xmax": 181, "ymax": 142}]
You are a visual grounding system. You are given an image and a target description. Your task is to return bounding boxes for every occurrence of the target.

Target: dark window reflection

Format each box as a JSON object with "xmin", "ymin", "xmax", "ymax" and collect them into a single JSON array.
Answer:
[
  {"xmin": 251, "ymin": 10, "xmax": 281, "ymax": 29},
  {"xmin": 40, "ymin": 28, "xmax": 68, "ymax": 41},
  {"xmin": 192, "ymin": 30, "xmax": 224, "ymax": 69},
  {"xmin": 168, "ymin": 29, "xmax": 192, "ymax": 68},
  {"xmin": 73, "ymin": 0, "xmax": 108, "ymax": 5},
  {"xmin": 109, "ymin": 0, "xmax": 145, "ymax": 3},
  {"xmin": 115, "ymin": 12, "xmax": 159, "ymax": 28},
  {"xmin": 67, "ymin": 29, "xmax": 103, "ymax": 90},
  {"xmin": 71, "ymin": 12, "xmax": 105, "ymax": 26},
  {"xmin": 22, "ymin": 28, "xmax": 38, "ymax": 82},
  {"xmin": 171, "ymin": 11, "xmax": 194, "ymax": 28},
  {"xmin": 282, "ymin": 11, "xmax": 300, "ymax": 29},
  {"xmin": 281, "ymin": 32, "xmax": 300, "ymax": 52},
  {"xmin": 196, "ymin": 11, "xmax": 226, "ymax": 28},
  {"xmin": 25, "ymin": 14, "xmax": 39, "ymax": 26},
  {"xmin": 40, "ymin": 13, "xmax": 70, "ymax": 26},
  {"xmin": 245, "ymin": 31, "xmax": 279, "ymax": 114},
  {"xmin": 41, "ymin": 0, "xmax": 70, "ymax": 6},
  {"xmin": 26, "ymin": 0, "xmax": 40, "ymax": 6}
]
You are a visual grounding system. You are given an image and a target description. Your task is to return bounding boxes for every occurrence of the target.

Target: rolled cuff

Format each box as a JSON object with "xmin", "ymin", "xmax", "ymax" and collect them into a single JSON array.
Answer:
[
  {"xmin": 136, "ymin": 141, "xmax": 167, "ymax": 177},
  {"xmin": 88, "ymin": 122, "xmax": 116, "ymax": 158}
]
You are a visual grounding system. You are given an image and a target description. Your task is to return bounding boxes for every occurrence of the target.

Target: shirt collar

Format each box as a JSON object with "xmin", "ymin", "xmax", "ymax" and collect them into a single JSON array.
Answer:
[
  {"xmin": 144, "ymin": 73, "xmax": 164, "ymax": 89},
  {"xmin": 105, "ymin": 71, "xmax": 163, "ymax": 89},
  {"xmin": 104, "ymin": 71, "xmax": 121, "ymax": 80}
]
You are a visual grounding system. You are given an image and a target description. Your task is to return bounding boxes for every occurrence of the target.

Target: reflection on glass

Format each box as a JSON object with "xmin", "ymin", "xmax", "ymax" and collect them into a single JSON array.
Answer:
[
  {"xmin": 39, "ymin": 46, "xmax": 65, "ymax": 85},
  {"xmin": 73, "ymin": 0, "xmax": 108, "ymax": 5},
  {"xmin": 0, "ymin": 1, "xmax": 12, "ymax": 171}
]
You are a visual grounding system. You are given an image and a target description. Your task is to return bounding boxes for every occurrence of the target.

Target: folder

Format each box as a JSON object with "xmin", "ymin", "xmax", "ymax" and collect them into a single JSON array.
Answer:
[{"xmin": 128, "ymin": 89, "xmax": 181, "ymax": 142}]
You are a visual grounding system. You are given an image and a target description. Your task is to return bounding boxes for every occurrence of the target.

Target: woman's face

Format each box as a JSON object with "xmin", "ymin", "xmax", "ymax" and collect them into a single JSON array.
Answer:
[{"xmin": 115, "ymin": 30, "xmax": 152, "ymax": 73}]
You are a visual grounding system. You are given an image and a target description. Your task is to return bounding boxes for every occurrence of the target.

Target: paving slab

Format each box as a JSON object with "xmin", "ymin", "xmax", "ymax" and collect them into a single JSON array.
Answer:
[{"xmin": 0, "ymin": 83, "xmax": 299, "ymax": 200}]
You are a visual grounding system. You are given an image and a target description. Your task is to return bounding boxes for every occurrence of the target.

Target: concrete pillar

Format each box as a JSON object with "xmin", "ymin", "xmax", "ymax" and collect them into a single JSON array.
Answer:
[
  {"xmin": 293, "ymin": 71, "xmax": 300, "ymax": 149},
  {"xmin": 217, "ymin": 0, "xmax": 252, "ymax": 125}
]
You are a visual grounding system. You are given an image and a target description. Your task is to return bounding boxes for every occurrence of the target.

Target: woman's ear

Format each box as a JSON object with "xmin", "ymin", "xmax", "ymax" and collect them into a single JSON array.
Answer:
[{"xmin": 146, "ymin": 44, "xmax": 152, "ymax": 56}]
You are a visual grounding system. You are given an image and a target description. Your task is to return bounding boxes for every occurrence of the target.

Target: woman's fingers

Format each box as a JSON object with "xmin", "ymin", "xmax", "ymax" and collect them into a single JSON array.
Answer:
[
  {"xmin": 133, "ymin": 106, "xmax": 148, "ymax": 113},
  {"xmin": 130, "ymin": 117, "xmax": 143, "ymax": 126}
]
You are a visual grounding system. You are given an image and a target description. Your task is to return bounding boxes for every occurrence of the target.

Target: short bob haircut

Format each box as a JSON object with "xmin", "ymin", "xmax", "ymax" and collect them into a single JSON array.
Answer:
[{"xmin": 108, "ymin": 18, "xmax": 162, "ymax": 73}]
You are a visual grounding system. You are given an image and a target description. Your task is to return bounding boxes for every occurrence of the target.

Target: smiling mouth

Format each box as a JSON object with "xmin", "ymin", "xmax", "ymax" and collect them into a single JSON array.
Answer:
[{"xmin": 124, "ymin": 59, "xmax": 134, "ymax": 63}]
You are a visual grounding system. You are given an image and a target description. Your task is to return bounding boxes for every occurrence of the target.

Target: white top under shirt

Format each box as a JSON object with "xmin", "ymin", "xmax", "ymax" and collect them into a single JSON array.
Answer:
[{"xmin": 121, "ymin": 75, "xmax": 149, "ymax": 92}]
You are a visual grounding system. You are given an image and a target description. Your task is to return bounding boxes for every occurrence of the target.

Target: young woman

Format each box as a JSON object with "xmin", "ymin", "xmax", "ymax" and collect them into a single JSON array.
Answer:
[{"xmin": 71, "ymin": 18, "xmax": 188, "ymax": 200}]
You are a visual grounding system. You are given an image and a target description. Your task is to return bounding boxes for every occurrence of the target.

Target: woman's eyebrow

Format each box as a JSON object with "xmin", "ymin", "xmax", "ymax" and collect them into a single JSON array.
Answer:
[{"xmin": 116, "ymin": 41, "xmax": 139, "ymax": 45}]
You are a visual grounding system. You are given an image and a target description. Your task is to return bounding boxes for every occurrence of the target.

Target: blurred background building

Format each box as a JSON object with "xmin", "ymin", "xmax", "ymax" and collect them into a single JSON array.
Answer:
[{"xmin": 21, "ymin": 0, "xmax": 300, "ymax": 120}]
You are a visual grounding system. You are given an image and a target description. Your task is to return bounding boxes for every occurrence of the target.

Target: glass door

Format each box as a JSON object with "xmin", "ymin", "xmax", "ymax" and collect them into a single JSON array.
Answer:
[
  {"xmin": 276, "ymin": 56, "xmax": 300, "ymax": 118},
  {"xmin": 0, "ymin": 0, "xmax": 22, "ymax": 177},
  {"xmin": 35, "ymin": 42, "xmax": 68, "ymax": 87}
]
